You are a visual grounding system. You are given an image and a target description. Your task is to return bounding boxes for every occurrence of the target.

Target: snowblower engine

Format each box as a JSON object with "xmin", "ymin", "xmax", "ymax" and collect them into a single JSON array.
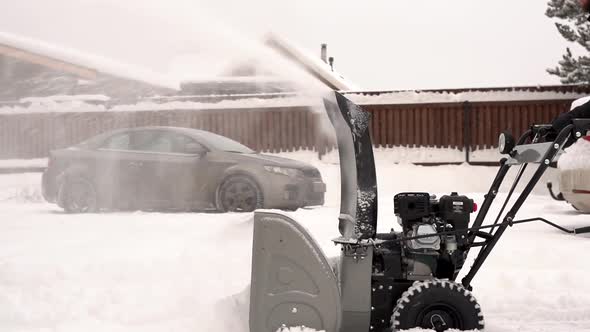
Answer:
[{"xmin": 370, "ymin": 192, "xmax": 476, "ymax": 330}]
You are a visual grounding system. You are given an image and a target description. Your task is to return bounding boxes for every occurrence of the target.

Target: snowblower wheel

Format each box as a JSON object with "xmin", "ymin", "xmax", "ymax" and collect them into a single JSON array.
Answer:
[
  {"xmin": 392, "ymin": 279, "xmax": 484, "ymax": 332},
  {"xmin": 217, "ymin": 175, "xmax": 263, "ymax": 212}
]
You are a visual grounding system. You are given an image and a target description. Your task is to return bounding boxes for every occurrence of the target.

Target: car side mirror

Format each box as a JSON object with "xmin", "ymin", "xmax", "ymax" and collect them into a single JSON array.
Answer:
[{"xmin": 185, "ymin": 143, "xmax": 207, "ymax": 156}]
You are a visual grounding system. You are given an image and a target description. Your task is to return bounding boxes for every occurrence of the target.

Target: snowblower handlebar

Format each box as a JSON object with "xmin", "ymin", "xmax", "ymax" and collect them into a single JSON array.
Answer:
[
  {"xmin": 529, "ymin": 119, "xmax": 590, "ymax": 140},
  {"xmin": 530, "ymin": 124, "xmax": 553, "ymax": 137},
  {"xmin": 572, "ymin": 118, "xmax": 590, "ymax": 135},
  {"xmin": 502, "ymin": 119, "xmax": 590, "ymax": 166},
  {"xmin": 461, "ymin": 120, "xmax": 590, "ymax": 289}
]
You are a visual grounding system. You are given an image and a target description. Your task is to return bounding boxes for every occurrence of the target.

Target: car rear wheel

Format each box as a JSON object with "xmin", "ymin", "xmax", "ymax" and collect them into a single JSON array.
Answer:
[
  {"xmin": 217, "ymin": 176, "xmax": 263, "ymax": 212},
  {"xmin": 58, "ymin": 177, "xmax": 98, "ymax": 213}
]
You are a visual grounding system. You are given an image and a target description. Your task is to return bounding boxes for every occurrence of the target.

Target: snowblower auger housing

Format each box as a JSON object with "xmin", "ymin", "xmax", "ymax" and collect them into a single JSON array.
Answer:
[{"xmin": 249, "ymin": 93, "xmax": 590, "ymax": 332}]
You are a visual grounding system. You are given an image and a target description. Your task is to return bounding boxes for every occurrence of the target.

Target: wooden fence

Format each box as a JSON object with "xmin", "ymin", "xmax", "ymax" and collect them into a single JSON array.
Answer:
[
  {"xmin": 0, "ymin": 99, "xmax": 576, "ymax": 161},
  {"xmin": 366, "ymin": 99, "xmax": 571, "ymax": 153},
  {"xmin": 0, "ymin": 107, "xmax": 323, "ymax": 159}
]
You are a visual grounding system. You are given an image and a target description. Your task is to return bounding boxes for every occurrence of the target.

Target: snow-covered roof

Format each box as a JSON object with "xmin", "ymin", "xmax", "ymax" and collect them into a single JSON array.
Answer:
[
  {"xmin": 343, "ymin": 85, "xmax": 590, "ymax": 105},
  {"xmin": 265, "ymin": 34, "xmax": 357, "ymax": 91},
  {"xmin": 20, "ymin": 95, "xmax": 111, "ymax": 104},
  {"xmin": 0, "ymin": 31, "xmax": 178, "ymax": 90},
  {"xmin": 0, "ymin": 93, "xmax": 321, "ymax": 114},
  {"xmin": 3, "ymin": 84, "xmax": 590, "ymax": 114}
]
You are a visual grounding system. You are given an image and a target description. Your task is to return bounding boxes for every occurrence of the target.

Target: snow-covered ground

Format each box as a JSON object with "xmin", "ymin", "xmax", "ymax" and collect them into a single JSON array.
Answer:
[{"xmin": 0, "ymin": 151, "xmax": 589, "ymax": 332}]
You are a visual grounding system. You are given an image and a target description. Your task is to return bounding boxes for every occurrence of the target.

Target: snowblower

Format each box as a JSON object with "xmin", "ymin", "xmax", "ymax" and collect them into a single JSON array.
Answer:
[{"xmin": 249, "ymin": 92, "xmax": 590, "ymax": 332}]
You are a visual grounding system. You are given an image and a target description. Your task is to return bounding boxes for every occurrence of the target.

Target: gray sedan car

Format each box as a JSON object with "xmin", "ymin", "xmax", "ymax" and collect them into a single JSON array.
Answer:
[{"xmin": 42, "ymin": 126, "xmax": 326, "ymax": 213}]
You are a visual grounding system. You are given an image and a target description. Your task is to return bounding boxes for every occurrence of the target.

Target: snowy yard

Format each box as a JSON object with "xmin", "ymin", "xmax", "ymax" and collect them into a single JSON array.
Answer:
[{"xmin": 0, "ymin": 152, "xmax": 589, "ymax": 332}]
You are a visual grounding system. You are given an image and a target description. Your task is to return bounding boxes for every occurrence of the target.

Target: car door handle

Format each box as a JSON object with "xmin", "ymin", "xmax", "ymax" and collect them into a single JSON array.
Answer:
[{"xmin": 128, "ymin": 161, "xmax": 143, "ymax": 168}]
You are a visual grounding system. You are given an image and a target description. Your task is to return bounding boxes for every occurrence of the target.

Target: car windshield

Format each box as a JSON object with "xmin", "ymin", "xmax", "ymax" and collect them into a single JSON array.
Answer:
[{"xmin": 198, "ymin": 131, "xmax": 255, "ymax": 154}]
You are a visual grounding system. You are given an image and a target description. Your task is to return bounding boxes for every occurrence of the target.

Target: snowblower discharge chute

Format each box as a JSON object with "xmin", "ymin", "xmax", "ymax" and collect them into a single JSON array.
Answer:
[{"xmin": 249, "ymin": 92, "xmax": 590, "ymax": 332}]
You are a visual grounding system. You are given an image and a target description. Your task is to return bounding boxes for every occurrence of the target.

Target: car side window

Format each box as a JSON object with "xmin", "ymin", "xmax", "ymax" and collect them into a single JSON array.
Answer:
[
  {"xmin": 150, "ymin": 135, "xmax": 174, "ymax": 152},
  {"xmin": 132, "ymin": 131, "xmax": 202, "ymax": 154},
  {"xmin": 132, "ymin": 130, "xmax": 162, "ymax": 152},
  {"xmin": 100, "ymin": 132, "xmax": 131, "ymax": 150},
  {"xmin": 175, "ymin": 135, "xmax": 205, "ymax": 154}
]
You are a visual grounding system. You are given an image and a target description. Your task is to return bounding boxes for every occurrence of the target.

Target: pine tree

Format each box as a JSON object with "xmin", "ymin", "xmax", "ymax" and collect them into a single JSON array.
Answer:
[{"xmin": 546, "ymin": 0, "xmax": 590, "ymax": 84}]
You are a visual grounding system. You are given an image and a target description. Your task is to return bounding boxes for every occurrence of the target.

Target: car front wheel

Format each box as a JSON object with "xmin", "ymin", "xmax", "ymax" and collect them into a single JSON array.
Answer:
[
  {"xmin": 58, "ymin": 177, "xmax": 98, "ymax": 213},
  {"xmin": 217, "ymin": 175, "xmax": 263, "ymax": 212}
]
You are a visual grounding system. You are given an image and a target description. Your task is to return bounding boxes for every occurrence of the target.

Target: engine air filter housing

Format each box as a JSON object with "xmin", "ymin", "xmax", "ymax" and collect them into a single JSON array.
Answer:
[{"xmin": 394, "ymin": 192, "xmax": 431, "ymax": 222}]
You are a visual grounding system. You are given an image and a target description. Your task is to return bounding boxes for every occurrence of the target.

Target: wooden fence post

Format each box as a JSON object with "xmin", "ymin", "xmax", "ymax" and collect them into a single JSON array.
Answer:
[{"xmin": 463, "ymin": 101, "xmax": 472, "ymax": 164}]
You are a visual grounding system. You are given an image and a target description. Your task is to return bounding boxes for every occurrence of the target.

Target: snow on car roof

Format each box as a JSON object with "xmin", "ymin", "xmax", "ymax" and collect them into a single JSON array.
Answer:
[{"xmin": 90, "ymin": 126, "xmax": 235, "ymax": 140}]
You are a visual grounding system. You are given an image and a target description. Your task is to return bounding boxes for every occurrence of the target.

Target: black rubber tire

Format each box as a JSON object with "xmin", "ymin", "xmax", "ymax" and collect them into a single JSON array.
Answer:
[
  {"xmin": 392, "ymin": 279, "xmax": 484, "ymax": 332},
  {"xmin": 58, "ymin": 177, "xmax": 98, "ymax": 214},
  {"xmin": 217, "ymin": 175, "xmax": 263, "ymax": 212}
]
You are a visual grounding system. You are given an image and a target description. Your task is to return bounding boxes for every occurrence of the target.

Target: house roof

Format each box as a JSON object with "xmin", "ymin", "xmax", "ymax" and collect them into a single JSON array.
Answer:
[
  {"xmin": 0, "ymin": 31, "xmax": 178, "ymax": 90},
  {"xmin": 342, "ymin": 84, "xmax": 590, "ymax": 105}
]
